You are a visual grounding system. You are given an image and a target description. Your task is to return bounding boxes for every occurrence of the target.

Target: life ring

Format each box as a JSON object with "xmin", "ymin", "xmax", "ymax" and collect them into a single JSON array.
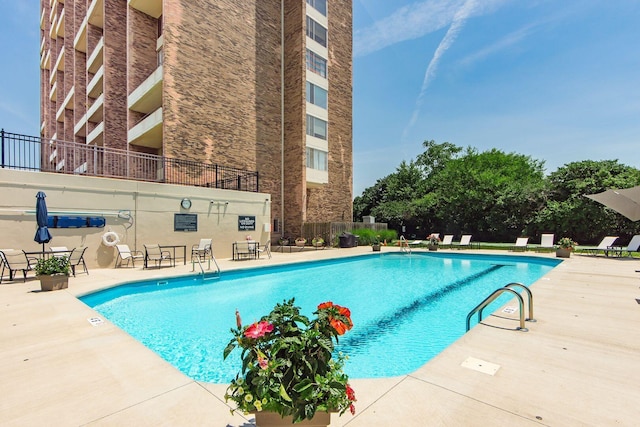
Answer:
[{"xmin": 102, "ymin": 231, "xmax": 120, "ymax": 247}]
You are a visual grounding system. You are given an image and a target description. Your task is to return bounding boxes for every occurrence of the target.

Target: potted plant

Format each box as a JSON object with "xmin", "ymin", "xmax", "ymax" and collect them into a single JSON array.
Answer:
[
  {"xmin": 224, "ymin": 299, "xmax": 357, "ymax": 426},
  {"xmin": 427, "ymin": 234, "xmax": 440, "ymax": 251},
  {"xmin": 34, "ymin": 255, "xmax": 71, "ymax": 291},
  {"xmin": 372, "ymin": 235, "xmax": 381, "ymax": 252},
  {"xmin": 295, "ymin": 237, "xmax": 307, "ymax": 247},
  {"xmin": 556, "ymin": 237, "xmax": 578, "ymax": 258},
  {"xmin": 311, "ymin": 236, "xmax": 324, "ymax": 248}
]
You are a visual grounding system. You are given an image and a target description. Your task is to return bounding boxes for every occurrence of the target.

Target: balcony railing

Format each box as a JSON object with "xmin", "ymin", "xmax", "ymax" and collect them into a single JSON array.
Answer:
[{"xmin": 0, "ymin": 129, "xmax": 259, "ymax": 192}]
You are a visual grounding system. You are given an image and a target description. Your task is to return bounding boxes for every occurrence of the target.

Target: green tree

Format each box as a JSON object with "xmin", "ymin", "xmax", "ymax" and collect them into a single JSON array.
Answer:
[{"xmin": 533, "ymin": 160, "xmax": 640, "ymax": 244}]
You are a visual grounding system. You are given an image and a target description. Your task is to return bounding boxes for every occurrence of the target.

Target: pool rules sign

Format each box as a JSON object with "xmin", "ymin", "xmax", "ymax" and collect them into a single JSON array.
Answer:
[{"xmin": 238, "ymin": 215, "xmax": 256, "ymax": 231}]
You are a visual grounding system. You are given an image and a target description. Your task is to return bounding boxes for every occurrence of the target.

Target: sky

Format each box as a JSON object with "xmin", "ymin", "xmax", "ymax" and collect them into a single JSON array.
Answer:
[{"xmin": 2, "ymin": 1, "xmax": 639, "ymax": 197}]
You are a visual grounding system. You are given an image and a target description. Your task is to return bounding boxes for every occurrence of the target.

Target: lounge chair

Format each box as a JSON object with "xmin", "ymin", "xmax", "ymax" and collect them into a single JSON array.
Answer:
[
  {"xmin": 0, "ymin": 249, "xmax": 34, "ymax": 283},
  {"xmin": 453, "ymin": 234, "xmax": 473, "ymax": 249},
  {"xmin": 408, "ymin": 240, "xmax": 423, "ymax": 246},
  {"xmin": 115, "ymin": 244, "xmax": 144, "ymax": 268},
  {"xmin": 256, "ymin": 240, "xmax": 272, "ymax": 259},
  {"xmin": 50, "ymin": 246, "xmax": 70, "ymax": 257},
  {"xmin": 440, "ymin": 234, "xmax": 454, "ymax": 248},
  {"xmin": 68, "ymin": 247, "xmax": 88, "ymax": 276},
  {"xmin": 191, "ymin": 238, "xmax": 212, "ymax": 262},
  {"xmin": 512, "ymin": 237, "xmax": 529, "ymax": 252},
  {"xmin": 537, "ymin": 234, "xmax": 554, "ymax": 252},
  {"xmin": 584, "ymin": 236, "xmax": 619, "ymax": 256},
  {"xmin": 144, "ymin": 244, "xmax": 173, "ymax": 268},
  {"xmin": 622, "ymin": 235, "xmax": 640, "ymax": 257}
]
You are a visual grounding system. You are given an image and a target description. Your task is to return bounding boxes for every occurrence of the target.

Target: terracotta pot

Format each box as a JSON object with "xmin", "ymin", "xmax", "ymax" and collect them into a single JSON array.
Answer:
[
  {"xmin": 556, "ymin": 248, "xmax": 571, "ymax": 258},
  {"xmin": 254, "ymin": 411, "xmax": 331, "ymax": 427},
  {"xmin": 38, "ymin": 274, "xmax": 69, "ymax": 291}
]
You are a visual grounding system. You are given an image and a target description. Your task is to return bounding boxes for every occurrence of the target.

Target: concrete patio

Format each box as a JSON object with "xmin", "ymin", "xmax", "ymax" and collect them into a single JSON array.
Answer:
[{"xmin": 1, "ymin": 247, "xmax": 639, "ymax": 426}]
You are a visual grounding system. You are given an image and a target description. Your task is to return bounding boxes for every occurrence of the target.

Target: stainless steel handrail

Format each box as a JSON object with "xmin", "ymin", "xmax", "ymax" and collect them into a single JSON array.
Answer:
[
  {"xmin": 399, "ymin": 235, "xmax": 411, "ymax": 253},
  {"xmin": 466, "ymin": 287, "xmax": 528, "ymax": 332},
  {"xmin": 503, "ymin": 282, "xmax": 535, "ymax": 322}
]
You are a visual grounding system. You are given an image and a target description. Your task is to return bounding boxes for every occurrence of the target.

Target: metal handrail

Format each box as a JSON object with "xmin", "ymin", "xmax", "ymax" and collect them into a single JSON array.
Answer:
[
  {"xmin": 503, "ymin": 282, "xmax": 535, "ymax": 322},
  {"xmin": 466, "ymin": 287, "xmax": 528, "ymax": 332},
  {"xmin": 399, "ymin": 235, "xmax": 410, "ymax": 253}
]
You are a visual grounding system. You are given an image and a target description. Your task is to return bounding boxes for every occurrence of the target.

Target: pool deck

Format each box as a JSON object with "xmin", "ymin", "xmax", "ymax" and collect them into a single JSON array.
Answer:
[{"xmin": 1, "ymin": 246, "xmax": 639, "ymax": 426}]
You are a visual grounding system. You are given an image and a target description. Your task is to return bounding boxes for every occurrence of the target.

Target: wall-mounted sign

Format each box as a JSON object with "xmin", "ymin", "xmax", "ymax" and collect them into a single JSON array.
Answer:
[
  {"xmin": 174, "ymin": 214, "xmax": 198, "ymax": 232},
  {"xmin": 238, "ymin": 215, "xmax": 256, "ymax": 231}
]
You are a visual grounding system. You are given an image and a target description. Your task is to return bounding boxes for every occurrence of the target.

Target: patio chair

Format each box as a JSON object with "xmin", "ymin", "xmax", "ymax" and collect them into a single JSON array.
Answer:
[
  {"xmin": 585, "ymin": 236, "xmax": 619, "ymax": 256},
  {"xmin": 440, "ymin": 234, "xmax": 454, "ymax": 248},
  {"xmin": 68, "ymin": 247, "xmax": 88, "ymax": 276},
  {"xmin": 512, "ymin": 237, "xmax": 529, "ymax": 252},
  {"xmin": 115, "ymin": 244, "xmax": 144, "ymax": 268},
  {"xmin": 256, "ymin": 240, "xmax": 272, "ymax": 259},
  {"xmin": 453, "ymin": 234, "xmax": 473, "ymax": 249},
  {"xmin": 0, "ymin": 249, "xmax": 34, "ymax": 283},
  {"xmin": 144, "ymin": 244, "xmax": 173, "ymax": 268},
  {"xmin": 191, "ymin": 238, "xmax": 212, "ymax": 262},
  {"xmin": 50, "ymin": 246, "xmax": 70, "ymax": 257},
  {"xmin": 537, "ymin": 234, "xmax": 555, "ymax": 252}
]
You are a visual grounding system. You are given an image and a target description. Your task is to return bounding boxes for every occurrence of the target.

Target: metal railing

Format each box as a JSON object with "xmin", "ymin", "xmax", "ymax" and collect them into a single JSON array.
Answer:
[{"xmin": 0, "ymin": 129, "xmax": 259, "ymax": 192}]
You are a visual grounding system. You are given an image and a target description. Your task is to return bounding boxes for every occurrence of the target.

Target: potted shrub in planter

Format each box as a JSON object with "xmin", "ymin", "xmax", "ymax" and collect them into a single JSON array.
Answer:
[
  {"xmin": 556, "ymin": 237, "xmax": 578, "ymax": 258},
  {"xmin": 224, "ymin": 299, "xmax": 357, "ymax": 426},
  {"xmin": 426, "ymin": 234, "xmax": 440, "ymax": 251},
  {"xmin": 34, "ymin": 255, "xmax": 71, "ymax": 291},
  {"xmin": 295, "ymin": 237, "xmax": 307, "ymax": 247},
  {"xmin": 311, "ymin": 236, "xmax": 324, "ymax": 248},
  {"xmin": 372, "ymin": 235, "xmax": 381, "ymax": 252}
]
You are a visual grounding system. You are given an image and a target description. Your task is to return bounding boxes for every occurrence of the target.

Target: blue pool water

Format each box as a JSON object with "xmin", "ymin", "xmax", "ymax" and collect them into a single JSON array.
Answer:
[{"xmin": 80, "ymin": 252, "xmax": 560, "ymax": 383}]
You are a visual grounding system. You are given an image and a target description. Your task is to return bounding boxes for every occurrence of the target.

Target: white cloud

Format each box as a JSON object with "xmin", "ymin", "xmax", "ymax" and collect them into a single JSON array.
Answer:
[{"xmin": 354, "ymin": 0, "xmax": 511, "ymax": 58}]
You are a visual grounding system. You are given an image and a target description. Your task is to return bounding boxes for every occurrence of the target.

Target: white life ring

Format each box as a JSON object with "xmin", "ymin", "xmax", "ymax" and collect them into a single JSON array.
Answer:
[{"xmin": 102, "ymin": 231, "xmax": 120, "ymax": 247}]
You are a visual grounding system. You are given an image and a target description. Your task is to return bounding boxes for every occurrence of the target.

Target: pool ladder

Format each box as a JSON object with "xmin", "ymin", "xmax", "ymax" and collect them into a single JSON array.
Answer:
[
  {"xmin": 191, "ymin": 252, "xmax": 221, "ymax": 280},
  {"xmin": 399, "ymin": 235, "xmax": 411, "ymax": 253},
  {"xmin": 466, "ymin": 282, "xmax": 535, "ymax": 332}
]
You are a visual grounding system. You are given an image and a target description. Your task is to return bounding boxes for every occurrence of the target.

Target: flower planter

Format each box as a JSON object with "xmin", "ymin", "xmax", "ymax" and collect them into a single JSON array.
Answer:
[
  {"xmin": 254, "ymin": 411, "xmax": 331, "ymax": 427},
  {"xmin": 295, "ymin": 239, "xmax": 306, "ymax": 247},
  {"xmin": 556, "ymin": 248, "xmax": 572, "ymax": 258},
  {"xmin": 372, "ymin": 244, "xmax": 381, "ymax": 252},
  {"xmin": 38, "ymin": 274, "xmax": 69, "ymax": 291},
  {"xmin": 427, "ymin": 245, "xmax": 438, "ymax": 251}
]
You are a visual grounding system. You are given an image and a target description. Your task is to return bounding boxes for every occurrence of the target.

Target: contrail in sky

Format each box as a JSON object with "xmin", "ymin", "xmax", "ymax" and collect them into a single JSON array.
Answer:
[{"xmin": 402, "ymin": 0, "xmax": 479, "ymax": 141}]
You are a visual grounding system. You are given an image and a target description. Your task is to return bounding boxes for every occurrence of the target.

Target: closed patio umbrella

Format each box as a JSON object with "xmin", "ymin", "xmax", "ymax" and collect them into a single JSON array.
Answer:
[
  {"xmin": 34, "ymin": 191, "xmax": 52, "ymax": 252},
  {"xmin": 585, "ymin": 185, "xmax": 640, "ymax": 221}
]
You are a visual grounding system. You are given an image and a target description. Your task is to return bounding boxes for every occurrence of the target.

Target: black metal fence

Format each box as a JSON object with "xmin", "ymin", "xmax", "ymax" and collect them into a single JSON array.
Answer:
[{"xmin": 0, "ymin": 129, "xmax": 259, "ymax": 192}]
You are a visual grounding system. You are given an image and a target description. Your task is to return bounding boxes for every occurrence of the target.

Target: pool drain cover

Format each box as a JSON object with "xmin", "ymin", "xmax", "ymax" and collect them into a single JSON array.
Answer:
[{"xmin": 461, "ymin": 357, "xmax": 500, "ymax": 375}]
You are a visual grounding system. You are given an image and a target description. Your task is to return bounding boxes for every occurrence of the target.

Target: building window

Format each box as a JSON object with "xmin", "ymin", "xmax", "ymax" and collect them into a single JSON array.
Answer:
[
  {"xmin": 306, "ymin": 147, "xmax": 328, "ymax": 171},
  {"xmin": 306, "ymin": 0, "xmax": 327, "ymax": 16},
  {"xmin": 306, "ymin": 16, "xmax": 327, "ymax": 47},
  {"xmin": 306, "ymin": 115, "xmax": 327, "ymax": 140},
  {"xmin": 306, "ymin": 49, "xmax": 327, "ymax": 78},
  {"xmin": 306, "ymin": 81, "xmax": 327, "ymax": 109}
]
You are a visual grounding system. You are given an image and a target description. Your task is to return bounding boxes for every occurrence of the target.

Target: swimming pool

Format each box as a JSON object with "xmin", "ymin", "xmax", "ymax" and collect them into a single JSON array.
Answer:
[{"xmin": 80, "ymin": 252, "xmax": 560, "ymax": 383}]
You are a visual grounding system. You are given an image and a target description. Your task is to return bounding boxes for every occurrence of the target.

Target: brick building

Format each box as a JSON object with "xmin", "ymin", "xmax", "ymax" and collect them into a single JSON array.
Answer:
[{"xmin": 39, "ymin": 0, "xmax": 353, "ymax": 239}]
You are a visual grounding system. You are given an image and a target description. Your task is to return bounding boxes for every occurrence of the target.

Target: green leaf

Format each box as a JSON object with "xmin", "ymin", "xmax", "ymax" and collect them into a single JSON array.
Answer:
[{"xmin": 279, "ymin": 384, "xmax": 292, "ymax": 402}]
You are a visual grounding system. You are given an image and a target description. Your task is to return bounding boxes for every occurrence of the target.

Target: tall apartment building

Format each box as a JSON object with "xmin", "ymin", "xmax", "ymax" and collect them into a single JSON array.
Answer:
[{"xmin": 39, "ymin": 0, "xmax": 353, "ymax": 238}]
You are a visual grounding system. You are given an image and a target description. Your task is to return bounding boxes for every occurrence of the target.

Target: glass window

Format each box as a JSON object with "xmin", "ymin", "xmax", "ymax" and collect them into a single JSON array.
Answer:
[
  {"xmin": 306, "ymin": 16, "xmax": 327, "ymax": 47},
  {"xmin": 306, "ymin": 0, "xmax": 327, "ymax": 16},
  {"xmin": 306, "ymin": 115, "xmax": 327, "ymax": 140},
  {"xmin": 306, "ymin": 49, "xmax": 327, "ymax": 78},
  {"xmin": 306, "ymin": 147, "xmax": 328, "ymax": 171},
  {"xmin": 306, "ymin": 81, "xmax": 328, "ymax": 109}
]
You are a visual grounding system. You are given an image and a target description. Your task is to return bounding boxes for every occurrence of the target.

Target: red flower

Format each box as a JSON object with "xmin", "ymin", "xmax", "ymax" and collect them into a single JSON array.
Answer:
[
  {"xmin": 350, "ymin": 404, "xmax": 356, "ymax": 415},
  {"xmin": 244, "ymin": 321, "xmax": 274, "ymax": 339},
  {"xmin": 317, "ymin": 301, "xmax": 333, "ymax": 310},
  {"xmin": 345, "ymin": 384, "xmax": 356, "ymax": 401},
  {"xmin": 330, "ymin": 318, "xmax": 350, "ymax": 335}
]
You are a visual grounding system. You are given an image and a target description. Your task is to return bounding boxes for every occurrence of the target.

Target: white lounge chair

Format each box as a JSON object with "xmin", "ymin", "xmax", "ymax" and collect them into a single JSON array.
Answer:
[
  {"xmin": 537, "ymin": 234, "xmax": 554, "ymax": 252},
  {"xmin": 622, "ymin": 235, "xmax": 640, "ymax": 257},
  {"xmin": 115, "ymin": 244, "xmax": 144, "ymax": 268},
  {"xmin": 256, "ymin": 240, "xmax": 272, "ymax": 259},
  {"xmin": 68, "ymin": 247, "xmax": 89, "ymax": 276},
  {"xmin": 0, "ymin": 250, "xmax": 34, "ymax": 283},
  {"xmin": 453, "ymin": 234, "xmax": 473, "ymax": 249},
  {"xmin": 585, "ymin": 236, "xmax": 619, "ymax": 256},
  {"xmin": 512, "ymin": 237, "xmax": 529, "ymax": 252},
  {"xmin": 440, "ymin": 235, "xmax": 454, "ymax": 248}
]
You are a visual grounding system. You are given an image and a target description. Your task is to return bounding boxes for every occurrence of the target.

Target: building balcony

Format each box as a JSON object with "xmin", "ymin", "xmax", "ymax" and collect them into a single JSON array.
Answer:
[
  {"xmin": 128, "ymin": 65, "xmax": 163, "ymax": 114},
  {"xmin": 56, "ymin": 7, "xmax": 65, "ymax": 37},
  {"xmin": 74, "ymin": 16, "xmax": 87, "ymax": 53},
  {"xmin": 40, "ymin": 8, "xmax": 46, "ymax": 30},
  {"xmin": 128, "ymin": 107, "xmax": 163, "ymax": 149},
  {"xmin": 88, "ymin": 0, "xmax": 104, "ymax": 28},
  {"xmin": 49, "ymin": 6, "xmax": 56, "ymax": 26},
  {"xmin": 87, "ymin": 122, "xmax": 104, "ymax": 146},
  {"xmin": 41, "ymin": 49, "xmax": 51, "ymax": 70},
  {"xmin": 49, "ymin": 81, "xmax": 57, "ymax": 101},
  {"xmin": 40, "ymin": 35, "xmax": 46, "ymax": 54},
  {"xmin": 87, "ymin": 37, "xmax": 104, "ymax": 73},
  {"xmin": 87, "ymin": 65, "xmax": 104, "ymax": 98},
  {"xmin": 87, "ymin": 93, "xmax": 104, "ymax": 123},
  {"xmin": 74, "ymin": 114, "xmax": 87, "ymax": 137},
  {"xmin": 128, "ymin": 0, "xmax": 163, "ymax": 18},
  {"xmin": 306, "ymin": 168, "xmax": 328, "ymax": 187},
  {"xmin": 49, "ymin": 14, "xmax": 58, "ymax": 39},
  {"xmin": 49, "ymin": 66, "xmax": 57, "ymax": 86},
  {"xmin": 54, "ymin": 47, "xmax": 65, "ymax": 71}
]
